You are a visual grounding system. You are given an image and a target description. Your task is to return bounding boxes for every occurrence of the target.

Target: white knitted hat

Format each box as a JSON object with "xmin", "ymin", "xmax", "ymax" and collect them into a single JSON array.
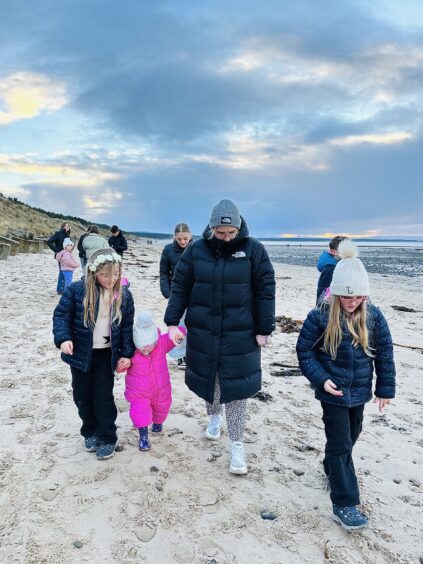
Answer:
[
  {"xmin": 63, "ymin": 238, "xmax": 73, "ymax": 248},
  {"xmin": 330, "ymin": 240, "xmax": 370, "ymax": 296},
  {"xmin": 133, "ymin": 311, "xmax": 159, "ymax": 349}
]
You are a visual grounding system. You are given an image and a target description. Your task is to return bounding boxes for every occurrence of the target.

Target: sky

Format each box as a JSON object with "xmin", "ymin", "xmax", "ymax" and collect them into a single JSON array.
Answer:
[{"xmin": 1, "ymin": 0, "xmax": 423, "ymax": 238}]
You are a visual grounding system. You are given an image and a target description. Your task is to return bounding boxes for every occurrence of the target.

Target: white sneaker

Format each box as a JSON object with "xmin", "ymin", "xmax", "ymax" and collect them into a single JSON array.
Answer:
[
  {"xmin": 205, "ymin": 414, "xmax": 222, "ymax": 440},
  {"xmin": 229, "ymin": 441, "xmax": 248, "ymax": 475}
]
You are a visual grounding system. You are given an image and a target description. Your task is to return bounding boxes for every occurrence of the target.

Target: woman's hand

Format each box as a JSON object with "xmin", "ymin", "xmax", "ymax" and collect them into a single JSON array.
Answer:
[
  {"xmin": 60, "ymin": 341, "xmax": 73, "ymax": 355},
  {"xmin": 374, "ymin": 397, "xmax": 390, "ymax": 412},
  {"xmin": 168, "ymin": 326, "xmax": 185, "ymax": 345},
  {"xmin": 117, "ymin": 357, "xmax": 131, "ymax": 372},
  {"xmin": 256, "ymin": 335, "xmax": 272, "ymax": 347},
  {"xmin": 323, "ymin": 379, "xmax": 343, "ymax": 396}
]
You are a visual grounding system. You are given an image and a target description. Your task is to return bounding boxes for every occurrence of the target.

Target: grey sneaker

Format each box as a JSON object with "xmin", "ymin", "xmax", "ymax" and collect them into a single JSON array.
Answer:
[
  {"xmin": 229, "ymin": 441, "xmax": 247, "ymax": 475},
  {"xmin": 205, "ymin": 414, "xmax": 222, "ymax": 440},
  {"xmin": 96, "ymin": 443, "xmax": 116, "ymax": 460},
  {"xmin": 332, "ymin": 505, "xmax": 368, "ymax": 531},
  {"xmin": 84, "ymin": 436, "xmax": 98, "ymax": 452}
]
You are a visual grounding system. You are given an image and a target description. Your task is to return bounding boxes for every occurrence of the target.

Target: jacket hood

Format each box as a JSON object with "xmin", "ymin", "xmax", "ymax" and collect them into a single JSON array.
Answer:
[
  {"xmin": 317, "ymin": 250, "xmax": 338, "ymax": 272},
  {"xmin": 202, "ymin": 216, "xmax": 249, "ymax": 256}
]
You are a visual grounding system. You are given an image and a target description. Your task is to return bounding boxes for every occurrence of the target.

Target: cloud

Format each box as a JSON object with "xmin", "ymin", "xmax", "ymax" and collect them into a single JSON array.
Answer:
[{"xmin": 0, "ymin": 72, "xmax": 67, "ymax": 125}]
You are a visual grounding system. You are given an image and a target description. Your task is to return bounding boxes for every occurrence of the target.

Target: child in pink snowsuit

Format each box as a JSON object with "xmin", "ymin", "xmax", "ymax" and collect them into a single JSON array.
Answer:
[
  {"xmin": 125, "ymin": 311, "xmax": 186, "ymax": 451},
  {"xmin": 56, "ymin": 238, "xmax": 79, "ymax": 290}
]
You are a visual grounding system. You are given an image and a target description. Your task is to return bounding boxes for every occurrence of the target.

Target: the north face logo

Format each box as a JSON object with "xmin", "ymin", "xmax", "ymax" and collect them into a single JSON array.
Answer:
[{"xmin": 220, "ymin": 216, "xmax": 232, "ymax": 224}]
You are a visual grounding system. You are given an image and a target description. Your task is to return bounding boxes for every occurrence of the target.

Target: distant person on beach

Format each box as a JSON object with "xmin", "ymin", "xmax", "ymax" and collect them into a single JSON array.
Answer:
[
  {"xmin": 77, "ymin": 225, "xmax": 92, "ymax": 269},
  {"xmin": 55, "ymin": 238, "xmax": 79, "ymax": 290},
  {"xmin": 53, "ymin": 248, "xmax": 135, "ymax": 460},
  {"xmin": 316, "ymin": 236, "xmax": 348, "ymax": 304},
  {"xmin": 108, "ymin": 225, "xmax": 128, "ymax": 257},
  {"xmin": 164, "ymin": 199, "xmax": 275, "ymax": 475},
  {"xmin": 122, "ymin": 311, "xmax": 186, "ymax": 451},
  {"xmin": 296, "ymin": 239, "xmax": 396, "ymax": 531},
  {"xmin": 159, "ymin": 222, "xmax": 192, "ymax": 368},
  {"xmin": 48, "ymin": 222, "xmax": 71, "ymax": 294},
  {"xmin": 81, "ymin": 225, "xmax": 110, "ymax": 262}
]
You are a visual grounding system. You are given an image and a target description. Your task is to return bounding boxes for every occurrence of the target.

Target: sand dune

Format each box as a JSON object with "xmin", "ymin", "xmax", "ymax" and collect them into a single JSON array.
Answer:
[{"xmin": 1, "ymin": 241, "xmax": 422, "ymax": 563}]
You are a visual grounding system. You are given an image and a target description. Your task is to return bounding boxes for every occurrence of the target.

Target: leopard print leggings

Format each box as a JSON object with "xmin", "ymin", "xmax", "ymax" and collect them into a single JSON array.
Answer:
[{"xmin": 205, "ymin": 376, "xmax": 247, "ymax": 442}]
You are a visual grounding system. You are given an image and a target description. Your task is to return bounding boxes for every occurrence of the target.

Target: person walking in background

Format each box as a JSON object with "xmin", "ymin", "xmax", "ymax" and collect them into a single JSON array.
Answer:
[
  {"xmin": 82, "ymin": 225, "xmax": 109, "ymax": 262},
  {"xmin": 53, "ymin": 248, "xmax": 135, "ymax": 460},
  {"xmin": 48, "ymin": 222, "xmax": 71, "ymax": 294},
  {"xmin": 316, "ymin": 235, "xmax": 348, "ymax": 304},
  {"xmin": 77, "ymin": 225, "xmax": 92, "ymax": 269},
  {"xmin": 159, "ymin": 222, "xmax": 192, "ymax": 368},
  {"xmin": 296, "ymin": 239, "xmax": 396, "ymax": 531},
  {"xmin": 55, "ymin": 238, "xmax": 79, "ymax": 290},
  {"xmin": 164, "ymin": 199, "xmax": 275, "ymax": 475},
  {"xmin": 123, "ymin": 311, "xmax": 186, "ymax": 451},
  {"xmin": 109, "ymin": 225, "xmax": 128, "ymax": 257}
]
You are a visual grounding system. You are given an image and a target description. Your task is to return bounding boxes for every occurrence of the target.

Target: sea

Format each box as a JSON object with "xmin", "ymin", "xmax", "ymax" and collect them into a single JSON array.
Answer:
[{"xmin": 261, "ymin": 239, "xmax": 423, "ymax": 278}]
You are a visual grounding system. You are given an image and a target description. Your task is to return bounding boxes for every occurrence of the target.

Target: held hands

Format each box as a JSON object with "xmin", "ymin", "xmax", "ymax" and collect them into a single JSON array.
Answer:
[
  {"xmin": 168, "ymin": 326, "xmax": 185, "ymax": 346},
  {"xmin": 256, "ymin": 335, "xmax": 272, "ymax": 347},
  {"xmin": 116, "ymin": 357, "xmax": 131, "ymax": 373},
  {"xmin": 374, "ymin": 397, "xmax": 391, "ymax": 412},
  {"xmin": 323, "ymin": 379, "xmax": 343, "ymax": 396},
  {"xmin": 60, "ymin": 341, "xmax": 73, "ymax": 355}
]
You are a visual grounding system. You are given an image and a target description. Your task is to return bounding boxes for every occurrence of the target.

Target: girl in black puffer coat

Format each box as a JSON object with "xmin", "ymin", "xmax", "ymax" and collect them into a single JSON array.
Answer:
[
  {"xmin": 296, "ymin": 240, "xmax": 395, "ymax": 531},
  {"xmin": 53, "ymin": 248, "xmax": 135, "ymax": 461},
  {"xmin": 165, "ymin": 200, "xmax": 275, "ymax": 475}
]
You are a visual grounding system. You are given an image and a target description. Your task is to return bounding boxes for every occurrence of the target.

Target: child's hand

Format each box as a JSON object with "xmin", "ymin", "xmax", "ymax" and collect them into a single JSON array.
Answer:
[
  {"xmin": 168, "ymin": 326, "xmax": 185, "ymax": 345},
  {"xmin": 60, "ymin": 341, "xmax": 73, "ymax": 355},
  {"xmin": 374, "ymin": 397, "xmax": 390, "ymax": 412},
  {"xmin": 256, "ymin": 335, "xmax": 272, "ymax": 347},
  {"xmin": 117, "ymin": 357, "xmax": 131, "ymax": 372},
  {"xmin": 323, "ymin": 379, "xmax": 343, "ymax": 396}
]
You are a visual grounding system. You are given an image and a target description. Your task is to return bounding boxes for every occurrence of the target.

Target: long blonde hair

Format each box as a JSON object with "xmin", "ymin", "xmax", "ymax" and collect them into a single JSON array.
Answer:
[
  {"xmin": 323, "ymin": 296, "xmax": 373, "ymax": 359},
  {"xmin": 83, "ymin": 248, "xmax": 123, "ymax": 328}
]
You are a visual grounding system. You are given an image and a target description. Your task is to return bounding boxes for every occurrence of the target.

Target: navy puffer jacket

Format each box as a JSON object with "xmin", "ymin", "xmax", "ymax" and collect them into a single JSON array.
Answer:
[
  {"xmin": 159, "ymin": 240, "xmax": 190, "ymax": 299},
  {"xmin": 164, "ymin": 218, "xmax": 275, "ymax": 404},
  {"xmin": 53, "ymin": 280, "xmax": 135, "ymax": 372},
  {"xmin": 296, "ymin": 303, "xmax": 396, "ymax": 407}
]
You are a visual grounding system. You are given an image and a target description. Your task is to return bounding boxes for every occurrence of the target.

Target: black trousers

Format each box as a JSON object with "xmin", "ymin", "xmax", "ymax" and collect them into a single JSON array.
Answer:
[
  {"xmin": 321, "ymin": 402, "xmax": 365, "ymax": 507},
  {"xmin": 70, "ymin": 348, "xmax": 117, "ymax": 444}
]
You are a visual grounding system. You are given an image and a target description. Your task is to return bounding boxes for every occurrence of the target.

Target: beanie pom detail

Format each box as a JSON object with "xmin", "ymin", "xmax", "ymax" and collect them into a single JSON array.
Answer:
[{"xmin": 337, "ymin": 239, "xmax": 358, "ymax": 260}]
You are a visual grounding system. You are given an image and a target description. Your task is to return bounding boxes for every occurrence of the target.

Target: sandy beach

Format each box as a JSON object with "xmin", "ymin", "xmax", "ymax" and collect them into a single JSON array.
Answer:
[{"xmin": 1, "ymin": 241, "xmax": 422, "ymax": 564}]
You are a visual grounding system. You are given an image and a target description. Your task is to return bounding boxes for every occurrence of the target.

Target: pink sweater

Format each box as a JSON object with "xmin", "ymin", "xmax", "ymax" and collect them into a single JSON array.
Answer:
[
  {"xmin": 56, "ymin": 250, "xmax": 79, "ymax": 272},
  {"xmin": 125, "ymin": 327, "xmax": 186, "ymax": 401}
]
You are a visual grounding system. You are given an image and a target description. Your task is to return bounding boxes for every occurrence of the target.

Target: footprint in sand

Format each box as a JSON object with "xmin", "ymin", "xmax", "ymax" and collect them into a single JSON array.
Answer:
[
  {"xmin": 173, "ymin": 544, "xmax": 196, "ymax": 563},
  {"xmin": 134, "ymin": 522, "xmax": 157, "ymax": 542}
]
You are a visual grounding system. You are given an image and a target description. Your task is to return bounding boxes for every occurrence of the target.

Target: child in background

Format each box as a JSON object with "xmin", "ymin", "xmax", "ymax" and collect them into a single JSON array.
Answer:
[
  {"xmin": 56, "ymin": 238, "xmax": 79, "ymax": 290},
  {"xmin": 53, "ymin": 248, "xmax": 135, "ymax": 460},
  {"xmin": 124, "ymin": 311, "xmax": 186, "ymax": 451},
  {"xmin": 316, "ymin": 235, "xmax": 347, "ymax": 304},
  {"xmin": 297, "ymin": 239, "xmax": 396, "ymax": 531},
  {"xmin": 159, "ymin": 222, "xmax": 192, "ymax": 368}
]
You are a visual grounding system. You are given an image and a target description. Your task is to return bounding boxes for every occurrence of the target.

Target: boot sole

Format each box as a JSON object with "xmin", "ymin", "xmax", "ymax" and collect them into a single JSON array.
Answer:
[
  {"xmin": 230, "ymin": 465, "xmax": 248, "ymax": 475},
  {"xmin": 332, "ymin": 514, "xmax": 368, "ymax": 531},
  {"xmin": 96, "ymin": 451, "xmax": 115, "ymax": 460},
  {"xmin": 85, "ymin": 447, "xmax": 97, "ymax": 453},
  {"xmin": 205, "ymin": 429, "xmax": 221, "ymax": 441}
]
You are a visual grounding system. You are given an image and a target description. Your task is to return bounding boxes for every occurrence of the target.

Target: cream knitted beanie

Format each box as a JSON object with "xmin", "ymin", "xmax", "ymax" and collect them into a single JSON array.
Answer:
[
  {"xmin": 330, "ymin": 240, "xmax": 370, "ymax": 296},
  {"xmin": 133, "ymin": 311, "xmax": 159, "ymax": 349}
]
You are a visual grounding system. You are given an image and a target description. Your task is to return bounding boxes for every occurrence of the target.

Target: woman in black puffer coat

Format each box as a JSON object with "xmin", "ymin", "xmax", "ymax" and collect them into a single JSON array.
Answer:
[{"xmin": 165, "ymin": 200, "xmax": 275, "ymax": 475}]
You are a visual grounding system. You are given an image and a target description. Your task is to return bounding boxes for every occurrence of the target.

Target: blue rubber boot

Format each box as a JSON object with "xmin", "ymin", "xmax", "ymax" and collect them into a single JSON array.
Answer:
[{"xmin": 138, "ymin": 427, "xmax": 150, "ymax": 451}]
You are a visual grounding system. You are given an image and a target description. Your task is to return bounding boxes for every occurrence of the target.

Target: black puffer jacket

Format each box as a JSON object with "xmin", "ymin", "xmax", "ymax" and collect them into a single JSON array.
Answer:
[
  {"xmin": 159, "ymin": 240, "xmax": 190, "ymax": 299},
  {"xmin": 164, "ymin": 218, "xmax": 275, "ymax": 404},
  {"xmin": 108, "ymin": 232, "xmax": 128, "ymax": 256},
  {"xmin": 53, "ymin": 280, "xmax": 135, "ymax": 372},
  {"xmin": 48, "ymin": 228, "xmax": 70, "ymax": 256},
  {"xmin": 296, "ymin": 304, "xmax": 396, "ymax": 407}
]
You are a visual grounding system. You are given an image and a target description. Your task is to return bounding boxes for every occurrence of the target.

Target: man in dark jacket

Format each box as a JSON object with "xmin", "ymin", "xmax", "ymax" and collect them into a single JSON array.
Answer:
[
  {"xmin": 77, "ymin": 225, "xmax": 92, "ymax": 269},
  {"xmin": 316, "ymin": 236, "xmax": 347, "ymax": 304},
  {"xmin": 164, "ymin": 199, "xmax": 275, "ymax": 475},
  {"xmin": 108, "ymin": 225, "xmax": 127, "ymax": 257},
  {"xmin": 48, "ymin": 222, "xmax": 71, "ymax": 294}
]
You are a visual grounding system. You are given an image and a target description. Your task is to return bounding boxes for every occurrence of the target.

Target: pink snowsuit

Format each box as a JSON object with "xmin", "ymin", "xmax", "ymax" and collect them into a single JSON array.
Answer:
[
  {"xmin": 125, "ymin": 327, "xmax": 186, "ymax": 428},
  {"xmin": 56, "ymin": 250, "xmax": 79, "ymax": 271}
]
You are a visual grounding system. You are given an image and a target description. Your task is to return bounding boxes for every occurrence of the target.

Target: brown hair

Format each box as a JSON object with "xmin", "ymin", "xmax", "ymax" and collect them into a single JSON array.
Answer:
[
  {"xmin": 174, "ymin": 222, "xmax": 191, "ymax": 235},
  {"xmin": 83, "ymin": 249, "xmax": 123, "ymax": 328},
  {"xmin": 329, "ymin": 235, "xmax": 347, "ymax": 251}
]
